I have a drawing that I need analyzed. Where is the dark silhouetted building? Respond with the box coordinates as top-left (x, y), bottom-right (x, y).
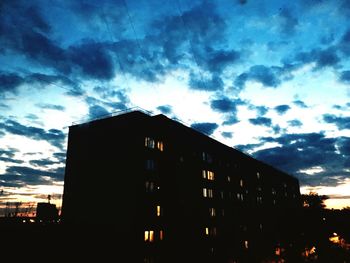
top-left (36, 202), bottom-right (59, 222)
top-left (62, 110), bottom-right (301, 262)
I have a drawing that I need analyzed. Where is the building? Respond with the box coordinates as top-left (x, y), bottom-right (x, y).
top-left (62, 109), bottom-right (301, 262)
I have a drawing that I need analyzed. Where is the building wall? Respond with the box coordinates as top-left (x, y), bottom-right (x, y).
top-left (62, 111), bottom-right (301, 262)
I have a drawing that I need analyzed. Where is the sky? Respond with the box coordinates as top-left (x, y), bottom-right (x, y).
top-left (0, 0), bottom-right (350, 212)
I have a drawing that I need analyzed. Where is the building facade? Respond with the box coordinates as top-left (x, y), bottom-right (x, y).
top-left (62, 110), bottom-right (301, 262)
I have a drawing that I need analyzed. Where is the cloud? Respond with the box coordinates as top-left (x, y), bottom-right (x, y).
top-left (0, 119), bottom-right (65, 150)
top-left (293, 100), bottom-right (308, 108)
top-left (35, 103), bottom-right (65, 111)
top-left (0, 157), bottom-right (24, 164)
top-left (274, 104), bottom-right (291, 115)
top-left (249, 117), bottom-right (272, 127)
top-left (278, 8), bottom-right (299, 35)
top-left (203, 49), bottom-right (240, 73)
top-left (188, 73), bottom-right (224, 91)
top-left (88, 105), bottom-right (110, 120)
top-left (157, 105), bottom-right (172, 115)
top-left (288, 119), bottom-right (303, 127)
top-left (221, 131), bottom-right (233, 138)
top-left (339, 70), bottom-right (350, 83)
top-left (53, 152), bottom-right (66, 163)
top-left (290, 47), bottom-right (340, 69)
top-left (234, 65), bottom-right (283, 89)
top-left (0, 165), bottom-right (64, 187)
top-left (191, 122), bottom-right (219, 135)
top-left (0, 72), bottom-right (25, 95)
top-left (0, 148), bottom-right (18, 158)
top-left (210, 96), bottom-right (241, 113)
top-left (323, 114), bottom-right (350, 130)
top-left (29, 158), bottom-right (59, 167)
top-left (250, 133), bottom-right (350, 186)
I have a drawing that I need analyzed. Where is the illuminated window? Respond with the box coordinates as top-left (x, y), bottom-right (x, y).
top-left (145, 137), bottom-right (155, 148)
top-left (203, 188), bottom-right (213, 198)
top-left (146, 159), bottom-right (155, 170)
top-left (227, 176), bottom-right (231, 182)
top-left (272, 188), bottom-right (276, 195)
top-left (205, 227), bottom-right (217, 237)
top-left (239, 179), bottom-right (244, 187)
top-left (144, 230), bottom-right (154, 242)
top-left (209, 208), bottom-right (216, 217)
top-left (202, 170), bottom-right (215, 180)
top-left (257, 172), bottom-right (261, 179)
top-left (244, 240), bottom-right (249, 249)
top-left (159, 230), bottom-right (164, 240)
top-left (157, 141), bottom-right (164, 151)
top-left (237, 193), bottom-right (244, 201)
top-left (273, 199), bottom-right (276, 205)
top-left (156, 205), bottom-right (161, 216)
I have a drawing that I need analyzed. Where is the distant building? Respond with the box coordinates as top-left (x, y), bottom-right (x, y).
top-left (36, 202), bottom-right (58, 222)
top-left (62, 110), bottom-right (301, 262)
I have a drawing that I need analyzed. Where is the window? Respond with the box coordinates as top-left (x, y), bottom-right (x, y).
top-left (209, 208), bottom-right (216, 217)
top-left (156, 205), bottom-right (161, 216)
top-left (227, 176), bottom-right (231, 182)
top-left (146, 159), bottom-right (155, 170)
top-left (145, 181), bottom-right (155, 192)
top-left (237, 193), bottom-right (244, 201)
top-left (203, 188), bottom-right (213, 198)
top-left (220, 191), bottom-right (224, 199)
top-left (205, 227), bottom-right (217, 237)
top-left (239, 179), bottom-right (244, 187)
top-left (272, 188), bottom-right (276, 195)
top-left (257, 172), bottom-right (261, 179)
top-left (159, 230), bottom-right (164, 240)
top-left (144, 230), bottom-right (154, 242)
top-left (145, 137), bottom-right (155, 148)
top-left (202, 152), bottom-right (212, 163)
top-left (257, 196), bottom-right (263, 204)
top-left (157, 141), bottom-right (164, 151)
top-left (244, 240), bottom-right (249, 249)
top-left (202, 170), bottom-right (215, 180)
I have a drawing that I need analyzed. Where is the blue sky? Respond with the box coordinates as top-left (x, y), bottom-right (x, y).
top-left (0, 0), bottom-right (350, 211)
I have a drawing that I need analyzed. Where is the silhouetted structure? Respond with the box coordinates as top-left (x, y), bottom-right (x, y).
top-left (36, 202), bottom-right (59, 222)
top-left (62, 110), bottom-right (301, 262)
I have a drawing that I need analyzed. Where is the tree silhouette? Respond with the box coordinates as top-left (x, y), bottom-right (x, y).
top-left (301, 192), bottom-right (328, 210)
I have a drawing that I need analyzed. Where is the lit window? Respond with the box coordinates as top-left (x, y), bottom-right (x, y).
top-left (156, 205), bottom-right (161, 216)
top-left (257, 172), bottom-right (261, 179)
top-left (240, 179), bottom-right (244, 187)
top-left (202, 170), bottom-right (215, 180)
top-left (144, 230), bottom-right (154, 242)
top-left (272, 188), bottom-right (276, 195)
top-left (244, 240), bottom-right (249, 249)
top-left (209, 208), bottom-right (216, 217)
top-left (257, 196), bottom-right (263, 204)
top-left (157, 141), bottom-right (164, 151)
top-left (145, 137), bottom-right (155, 148)
top-left (227, 176), bottom-right (231, 182)
top-left (203, 188), bottom-right (208, 197)
top-left (146, 159), bottom-right (155, 170)
top-left (205, 227), bottom-right (217, 237)
top-left (273, 199), bottom-right (276, 205)
top-left (203, 188), bottom-right (213, 198)
top-left (159, 230), bottom-right (164, 240)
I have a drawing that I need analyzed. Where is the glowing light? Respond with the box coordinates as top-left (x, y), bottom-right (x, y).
top-left (157, 205), bottom-right (161, 216)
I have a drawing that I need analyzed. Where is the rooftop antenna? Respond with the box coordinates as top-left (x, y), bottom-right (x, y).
top-left (47, 195), bottom-right (51, 204)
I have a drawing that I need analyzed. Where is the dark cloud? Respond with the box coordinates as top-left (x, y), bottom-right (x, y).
top-left (288, 119), bottom-right (303, 127)
top-left (290, 47), bottom-right (340, 69)
top-left (157, 105), bottom-right (173, 115)
top-left (88, 105), bottom-right (110, 120)
top-left (53, 152), bottom-right (66, 163)
top-left (234, 65), bottom-right (282, 89)
top-left (68, 41), bottom-right (115, 80)
top-left (0, 72), bottom-right (25, 95)
top-left (189, 73), bottom-right (224, 91)
top-left (221, 131), bottom-right (233, 138)
top-left (35, 103), bottom-right (65, 111)
top-left (191, 122), bottom-right (219, 135)
top-left (0, 165), bottom-right (64, 187)
top-left (278, 8), bottom-right (299, 35)
top-left (0, 148), bottom-right (18, 158)
top-left (323, 114), bottom-right (350, 130)
top-left (210, 96), bottom-right (242, 113)
top-left (339, 70), bottom-right (350, 83)
top-left (249, 117), bottom-right (272, 127)
top-left (25, 114), bottom-right (39, 120)
top-left (274, 104), bottom-right (291, 115)
top-left (251, 133), bottom-right (348, 186)
top-left (0, 119), bottom-right (65, 150)
top-left (204, 49), bottom-right (240, 73)
top-left (0, 157), bottom-right (23, 164)
top-left (293, 100), bottom-right (308, 108)
top-left (29, 158), bottom-right (58, 167)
